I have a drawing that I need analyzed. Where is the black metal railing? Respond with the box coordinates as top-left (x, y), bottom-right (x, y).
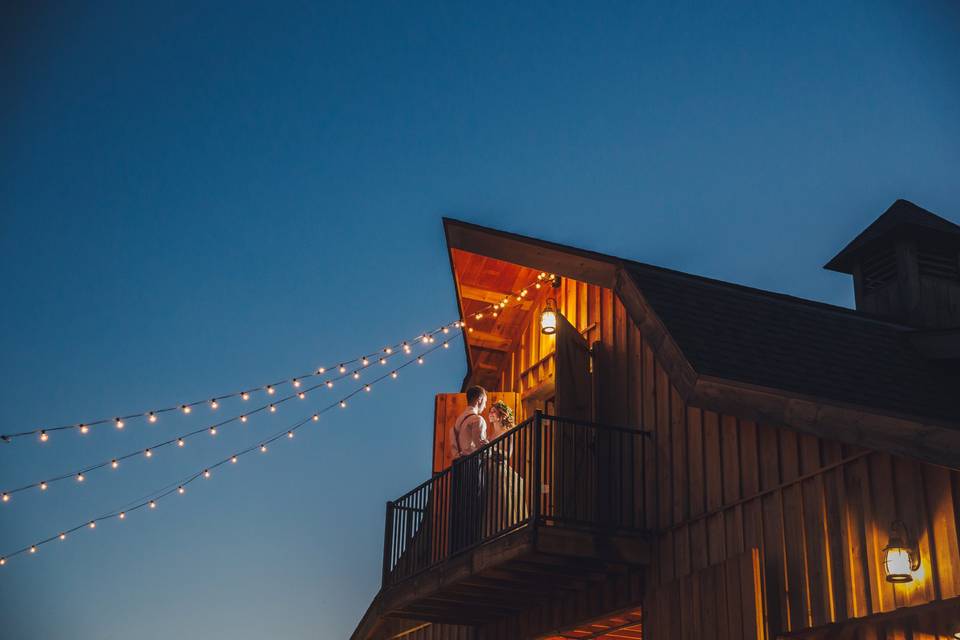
top-left (382, 412), bottom-right (650, 587)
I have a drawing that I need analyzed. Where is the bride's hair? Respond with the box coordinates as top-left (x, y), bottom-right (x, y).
top-left (490, 401), bottom-right (515, 430)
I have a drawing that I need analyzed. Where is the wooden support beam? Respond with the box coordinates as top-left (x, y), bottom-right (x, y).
top-left (467, 329), bottom-right (512, 351)
top-left (460, 284), bottom-right (534, 310)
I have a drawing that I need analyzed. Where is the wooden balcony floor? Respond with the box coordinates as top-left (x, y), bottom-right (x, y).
top-left (373, 523), bottom-right (650, 627)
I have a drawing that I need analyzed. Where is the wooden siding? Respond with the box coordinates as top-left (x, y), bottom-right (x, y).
top-left (475, 277), bottom-right (960, 638)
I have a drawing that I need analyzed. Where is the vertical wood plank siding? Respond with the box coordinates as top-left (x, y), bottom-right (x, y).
top-left (482, 279), bottom-right (960, 638)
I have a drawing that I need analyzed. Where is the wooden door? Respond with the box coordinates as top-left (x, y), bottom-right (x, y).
top-left (433, 392), bottom-right (522, 474)
top-left (644, 549), bottom-right (766, 640)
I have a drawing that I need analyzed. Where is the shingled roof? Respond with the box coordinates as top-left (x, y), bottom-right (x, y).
top-left (626, 260), bottom-right (960, 424)
top-left (824, 199), bottom-right (960, 273)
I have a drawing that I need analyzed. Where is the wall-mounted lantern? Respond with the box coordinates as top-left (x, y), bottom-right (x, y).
top-left (540, 298), bottom-right (558, 335)
top-left (540, 275), bottom-right (562, 336)
top-left (883, 520), bottom-right (920, 583)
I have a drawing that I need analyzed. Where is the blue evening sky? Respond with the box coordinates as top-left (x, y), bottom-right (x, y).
top-left (1, 2), bottom-right (958, 638)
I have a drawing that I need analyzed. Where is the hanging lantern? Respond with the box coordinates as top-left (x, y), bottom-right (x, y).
top-left (883, 520), bottom-right (920, 583)
top-left (540, 298), bottom-right (558, 335)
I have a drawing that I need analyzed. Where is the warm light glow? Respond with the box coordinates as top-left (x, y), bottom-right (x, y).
top-left (111, 459), bottom-right (119, 468)
top-left (540, 298), bottom-right (558, 335)
top-left (241, 392), bottom-right (250, 401)
top-left (442, 327), bottom-right (449, 334)
top-left (40, 482), bottom-right (47, 491)
top-left (178, 486), bottom-right (185, 494)
top-left (385, 347), bottom-right (393, 354)
top-left (144, 448), bottom-right (152, 458)
top-left (287, 431), bottom-right (294, 439)
top-left (231, 455), bottom-right (238, 463)
top-left (266, 386), bottom-right (275, 395)
top-left (260, 444), bottom-right (267, 452)
top-left (1, 558), bottom-right (6, 565)
top-left (59, 533), bottom-right (65, 540)
top-left (443, 342), bottom-right (449, 349)
top-left (203, 469), bottom-right (211, 478)
top-left (885, 547), bottom-right (914, 583)
top-left (88, 521), bottom-right (96, 529)
top-left (362, 358), bottom-right (369, 366)
top-left (340, 401), bottom-right (347, 408)
top-left (391, 371), bottom-right (398, 379)
top-left (2, 493), bottom-right (8, 503)
top-left (115, 418), bottom-right (124, 429)
top-left (317, 367), bottom-right (326, 374)
top-left (178, 438), bottom-right (185, 447)
top-left (240, 415), bottom-right (247, 423)
top-left (417, 357), bottom-right (424, 364)
top-left (353, 371), bottom-right (360, 379)
top-left (339, 364), bottom-right (346, 373)
top-left (379, 357), bottom-right (387, 365)
top-left (364, 385), bottom-right (371, 392)
top-left (39, 431), bottom-right (48, 442)
top-left (76, 474), bottom-right (84, 482)
top-left (119, 512), bottom-right (126, 519)
top-left (326, 381), bottom-right (333, 388)
top-left (312, 414), bottom-right (319, 422)
top-left (210, 399), bottom-right (218, 410)
top-left (269, 404), bottom-right (276, 413)
top-left (79, 424), bottom-right (89, 434)
top-left (29, 546), bottom-right (36, 554)
top-left (292, 378), bottom-right (301, 388)
top-left (209, 427), bottom-right (217, 436)
top-left (298, 392), bottom-right (306, 400)
top-left (148, 412), bottom-right (157, 423)
top-left (149, 500), bottom-right (156, 509)
top-left (182, 405), bottom-right (191, 414)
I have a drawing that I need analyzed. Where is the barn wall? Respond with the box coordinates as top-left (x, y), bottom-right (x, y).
top-left (485, 278), bottom-right (960, 638)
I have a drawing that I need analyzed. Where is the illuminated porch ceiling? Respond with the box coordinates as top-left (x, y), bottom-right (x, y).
top-left (543, 608), bottom-right (643, 639)
top-left (450, 248), bottom-right (550, 390)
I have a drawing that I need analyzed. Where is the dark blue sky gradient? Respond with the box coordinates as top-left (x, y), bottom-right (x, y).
top-left (1, 2), bottom-right (959, 638)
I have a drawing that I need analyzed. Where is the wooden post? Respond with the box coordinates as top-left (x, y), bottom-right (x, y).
top-left (532, 410), bottom-right (542, 532)
top-left (381, 501), bottom-right (394, 587)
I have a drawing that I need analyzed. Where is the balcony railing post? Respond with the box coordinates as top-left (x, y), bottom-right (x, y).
top-left (381, 500), bottom-right (394, 587)
top-left (531, 410), bottom-right (542, 529)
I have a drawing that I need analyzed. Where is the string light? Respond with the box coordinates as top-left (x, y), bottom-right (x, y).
top-left (144, 449), bottom-right (152, 458)
top-left (2, 493), bottom-right (9, 503)
top-left (312, 414), bottom-right (319, 422)
top-left (111, 459), bottom-right (119, 469)
top-left (1, 335), bottom-right (461, 566)
top-left (209, 427), bottom-right (217, 436)
top-left (76, 474), bottom-right (84, 482)
top-left (339, 401), bottom-right (347, 408)
top-left (352, 371), bottom-right (360, 380)
top-left (4, 274), bottom-right (533, 444)
top-left (178, 438), bottom-right (185, 447)
top-left (339, 364), bottom-right (346, 374)
top-left (391, 371), bottom-right (398, 379)
top-left (298, 392), bottom-right (306, 400)
top-left (364, 385), bottom-right (371, 392)
top-left (39, 431), bottom-right (48, 442)
top-left (326, 381), bottom-right (334, 388)
top-left (39, 482), bottom-right (47, 491)
top-left (379, 357), bottom-right (387, 365)
top-left (269, 404), bottom-right (277, 413)
top-left (59, 533), bottom-right (65, 540)
top-left (240, 415), bottom-right (247, 423)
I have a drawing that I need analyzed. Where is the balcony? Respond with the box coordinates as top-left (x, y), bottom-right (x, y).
top-left (374, 413), bottom-right (652, 627)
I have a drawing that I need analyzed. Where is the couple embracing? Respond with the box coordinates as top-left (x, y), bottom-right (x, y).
top-left (449, 386), bottom-right (528, 548)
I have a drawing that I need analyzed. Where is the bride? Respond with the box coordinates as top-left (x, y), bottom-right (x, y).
top-left (482, 401), bottom-right (529, 534)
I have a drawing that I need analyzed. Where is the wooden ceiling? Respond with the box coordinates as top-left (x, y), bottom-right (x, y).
top-left (543, 608), bottom-right (643, 639)
top-left (450, 248), bottom-right (550, 390)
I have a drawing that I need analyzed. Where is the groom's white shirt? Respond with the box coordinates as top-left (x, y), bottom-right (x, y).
top-left (451, 406), bottom-right (488, 459)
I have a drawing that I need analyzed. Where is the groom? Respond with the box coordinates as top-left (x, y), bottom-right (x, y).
top-left (449, 385), bottom-right (488, 551)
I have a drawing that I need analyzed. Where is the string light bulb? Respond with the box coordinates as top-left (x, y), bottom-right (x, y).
top-left (269, 404), bottom-right (276, 413)
top-left (119, 512), bottom-right (125, 520)
top-left (30, 546), bottom-right (36, 554)
top-left (39, 482), bottom-right (47, 491)
top-left (203, 469), bottom-right (211, 479)
top-left (231, 455), bottom-right (238, 463)
top-left (79, 424), bottom-right (89, 434)
top-left (340, 401), bottom-right (347, 408)
top-left (292, 379), bottom-right (301, 388)
top-left (338, 364), bottom-right (346, 374)
top-left (181, 405), bottom-right (191, 414)
top-left (391, 371), bottom-right (398, 379)
top-left (362, 358), bottom-right (369, 366)
top-left (364, 385), bottom-right (371, 392)
top-left (148, 412), bottom-right (157, 423)
top-left (287, 431), bottom-right (294, 439)
top-left (353, 371), bottom-right (360, 380)
top-left (240, 415), bottom-right (247, 423)
top-left (209, 427), bottom-right (217, 436)
top-left (178, 486), bottom-right (185, 494)
top-left (241, 392), bottom-right (250, 401)
top-left (115, 418), bottom-right (124, 429)
top-left (76, 473), bottom-right (84, 482)
top-left (88, 521), bottom-right (96, 529)
top-left (144, 448), bottom-right (152, 458)
top-left (385, 347), bottom-right (392, 354)
top-left (2, 493), bottom-right (9, 502)
top-left (417, 357), bottom-right (424, 364)
top-left (210, 399), bottom-right (218, 410)
top-left (149, 500), bottom-right (156, 509)
top-left (266, 386), bottom-right (275, 395)
top-left (59, 533), bottom-right (65, 540)
top-left (260, 444), bottom-right (267, 453)
top-left (298, 392), bottom-right (306, 400)
top-left (312, 414), bottom-right (319, 422)
top-left (1, 558), bottom-right (6, 565)
top-left (39, 430), bottom-right (48, 442)
top-left (326, 381), bottom-right (334, 389)
top-left (379, 357), bottom-right (387, 365)
top-left (316, 367), bottom-right (326, 374)
top-left (111, 459), bottom-right (119, 469)
top-left (178, 438), bottom-right (185, 447)
top-left (443, 342), bottom-right (449, 349)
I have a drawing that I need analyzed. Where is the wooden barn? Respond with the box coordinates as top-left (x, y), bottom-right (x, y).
top-left (352, 199), bottom-right (960, 640)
